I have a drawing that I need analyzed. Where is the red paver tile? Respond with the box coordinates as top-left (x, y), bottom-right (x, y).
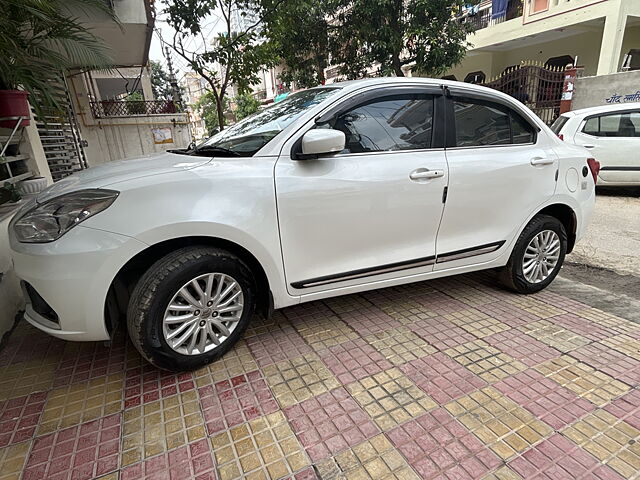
top-left (494, 369), bottom-right (595, 430)
top-left (199, 370), bottom-right (278, 435)
top-left (387, 407), bottom-right (501, 479)
top-left (0, 322), bottom-right (65, 367)
top-left (53, 342), bottom-right (126, 388)
top-left (604, 389), bottom-right (640, 431)
top-left (336, 305), bottom-right (402, 336)
top-left (317, 338), bottom-right (392, 385)
top-left (0, 391), bottom-right (47, 447)
top-left (399, 352), bottom-right (486, 404)
top-left (508, 433), bottom-right (625, 480)
top-left (284, 387), bottom-right (379, 462)
top-left (124, 366), bottom-right (195, 408)
top-left (484, 329), bottom-right (560, 367)
top-left (409, 317), bottom-right (476, 351)
top-left (475, 301), bottom-right (541, 328)
top-left (246, 325), bottom-right (312, 367)
top-left (283, 301), bottom-right (337, 322)
top-left (534, 291), bottom-right (589, 312)
top-left (551, 314), bottom-right (618, 341)
top-left (283, 467), bottom-right (319, 480)
top-left (120, 438), bottom-right (216, 480)
top-left (22, 413), bottom-right (121, 480)
top-left (413, 291), bottom-right (469, 316)
top-left (571, 342), bottom-right (640, 386)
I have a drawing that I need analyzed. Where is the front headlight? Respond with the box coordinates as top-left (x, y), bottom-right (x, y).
top-left (13, 189), bottom-right (119, 243)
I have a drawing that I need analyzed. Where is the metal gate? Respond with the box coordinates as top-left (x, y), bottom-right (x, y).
top-left (482, 62), bottom-right (565, 125)
top-left (34, 76), bottom-right (88, 182)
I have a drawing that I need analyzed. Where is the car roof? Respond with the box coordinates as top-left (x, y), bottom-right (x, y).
top-left (563, 102), bottom-right (640, 118)
top-left (315, 76), bottom-right (523, 106)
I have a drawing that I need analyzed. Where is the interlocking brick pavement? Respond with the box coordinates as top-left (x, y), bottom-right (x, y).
top-left (346, 368), bottom-right (437, 431)
top-left (284, 387), bottom-right (379, 462)
top-left (445, 387), bottom-right (553, 461)
top-left (210, 411), bottom-right (310, 480)
top-left (1, 272), bottom-right (639, 479)
top-left (315, 433), bottom-right (419, 479)
top-left (534, 356), bottom-right (631, 407)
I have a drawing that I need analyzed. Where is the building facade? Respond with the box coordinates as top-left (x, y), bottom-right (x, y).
top-left (447, 0), bottom-right (640, 82)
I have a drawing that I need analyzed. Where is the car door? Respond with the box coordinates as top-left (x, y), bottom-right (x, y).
top-left (275, 87), bottom-right (448, 294)
top-left (574, 110), bottom-right (640, 184)
top-left (434, 91), bottom-right (558, 270)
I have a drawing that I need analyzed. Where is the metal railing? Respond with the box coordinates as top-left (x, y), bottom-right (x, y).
top-left (89, 100), bottom-right (178, 118)
top-left (460, 0), bottom-right (523, 31)
top-left (482, 63), bottom-right (565, 125)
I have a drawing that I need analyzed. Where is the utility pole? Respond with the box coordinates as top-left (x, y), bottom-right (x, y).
top-left (165, 46), bottom-right (183, 106)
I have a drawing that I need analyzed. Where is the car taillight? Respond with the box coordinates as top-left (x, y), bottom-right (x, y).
top-left (558, 134), bottom-right (564, 141)
top-left (587, 158), bottom-right (600, 184)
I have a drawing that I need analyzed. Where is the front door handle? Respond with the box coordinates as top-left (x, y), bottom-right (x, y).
top-left (409, 168), bottom-right (444, 181)
top-left (530, 157), bottom-right (554, 166)
top-left (581, 144), bottom-right (595, 149)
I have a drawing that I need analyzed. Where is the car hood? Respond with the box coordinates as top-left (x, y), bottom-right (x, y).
top-left (37, 152), bottom-right (210, 202)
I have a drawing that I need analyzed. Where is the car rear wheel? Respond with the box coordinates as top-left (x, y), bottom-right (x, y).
top-left (499, 214), bottom-right (567, 294)
top-left (127, 246), bottom-right (255, 371)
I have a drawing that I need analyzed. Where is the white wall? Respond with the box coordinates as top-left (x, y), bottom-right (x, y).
top-left (81, 116), bottom-right (191, 167)
top-left (572, 70), bottom-right (640, 110)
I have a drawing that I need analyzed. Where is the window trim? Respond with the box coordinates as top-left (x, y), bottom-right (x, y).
top-left (443, 88), bottom-right (540, 149)
top-left (290, 85), bottom-right (445, 159)
top-left (580, 110), bottom-right (640, 138)
top-left (445, 89), bottom-right (542, 150)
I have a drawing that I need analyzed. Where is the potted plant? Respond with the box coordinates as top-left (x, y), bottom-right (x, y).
top-left (0, 0), bottom-right (117, 126)
top-left (0, 182), bottom-right (21, 205)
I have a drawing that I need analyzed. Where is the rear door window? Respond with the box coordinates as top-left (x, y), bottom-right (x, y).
top-left (582, 112), bottom-right (640, 137)
top-left (452, 97), bottom-right (536, 147)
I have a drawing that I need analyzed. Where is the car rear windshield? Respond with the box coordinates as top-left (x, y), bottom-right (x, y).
top-left (550, 115), bottom-right (569, 135)
top-left (190, 87), bottom-right (341, 157)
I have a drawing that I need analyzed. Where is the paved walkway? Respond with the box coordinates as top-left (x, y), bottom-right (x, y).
top-left (1, 272), bottom-right (639, 480)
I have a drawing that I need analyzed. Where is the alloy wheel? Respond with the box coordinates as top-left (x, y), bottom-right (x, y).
top-left (522, 230), bottom-right (561, 284)
top-left (162, 272), bottom-right (244, 355)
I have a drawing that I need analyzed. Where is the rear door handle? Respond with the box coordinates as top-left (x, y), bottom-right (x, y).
top-left (581, 144), bottom-right (595, 149)
top-left (409, 168), bottom-right (444, 181)
top-left (530, 157), bottom-right (554, 166)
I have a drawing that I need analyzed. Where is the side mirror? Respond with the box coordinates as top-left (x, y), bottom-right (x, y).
top-left (299, 129), bottom-right (345, 158)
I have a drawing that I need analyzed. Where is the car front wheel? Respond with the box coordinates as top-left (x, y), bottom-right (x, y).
top-left (127, 246), bottom-right (255, 371)
top-left (499, 214), bottom-right (567, 294)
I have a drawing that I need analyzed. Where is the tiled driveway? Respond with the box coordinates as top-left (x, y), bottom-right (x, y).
top-left (1, 272), bottom-right (639, 480)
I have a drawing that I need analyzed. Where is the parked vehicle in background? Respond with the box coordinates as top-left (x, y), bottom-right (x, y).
top-left (552, 103), bottom-right (640, 186)
top-left (9, 78), bottom-right (597, 371)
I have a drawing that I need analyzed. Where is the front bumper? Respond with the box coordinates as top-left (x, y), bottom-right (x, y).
top-left (9, 225), bottom-right (147, 341)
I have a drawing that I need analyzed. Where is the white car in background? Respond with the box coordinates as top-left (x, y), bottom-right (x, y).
top-left (9, 78), bottom-right (597, 371)
top-left (551, 103), bottom-right (640, 186)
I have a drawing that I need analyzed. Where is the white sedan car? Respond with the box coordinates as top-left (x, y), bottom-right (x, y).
top-left (551, 102), bottom-right (640, 186)
top-left (9, 78), bottom-right (596, 371)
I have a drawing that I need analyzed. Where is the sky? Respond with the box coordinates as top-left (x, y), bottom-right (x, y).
top-left (150, 1), bottom-right (225, 81)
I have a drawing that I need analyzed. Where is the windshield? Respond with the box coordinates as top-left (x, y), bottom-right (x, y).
top-left (550, 115), bottom-right (569, 135)
top-left (193, 87), bottom-right (341, 157)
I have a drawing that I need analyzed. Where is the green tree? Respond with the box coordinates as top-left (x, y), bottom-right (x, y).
top-left (260, 0), bottom-right (333, 87)
top-left (0, 0), bottom-right (115, 115)
top-left (163, 0), bottom-right (284, 129)
top-left (193, 91), bottom-right (228, 133)
top-left (149, 60), bottom-right (173, 100)
top-left (234, 92), bottom-right (260, 120)
top-left (333, 0), bottom-right (476, 79)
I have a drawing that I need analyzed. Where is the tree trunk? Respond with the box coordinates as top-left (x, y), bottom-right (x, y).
top-left (392, 53), bottom-right (404, 77)
top-left (215, 94), bottom-right (225, 130)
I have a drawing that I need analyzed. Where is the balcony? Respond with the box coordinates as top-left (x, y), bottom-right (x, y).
top-left (459, 0), bottom-right (523, 31)
top-left (89, 100), bottom-right (179, 118)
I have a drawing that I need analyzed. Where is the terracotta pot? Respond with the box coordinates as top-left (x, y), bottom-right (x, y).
top-left (0, 90), bottom-right (30, 127)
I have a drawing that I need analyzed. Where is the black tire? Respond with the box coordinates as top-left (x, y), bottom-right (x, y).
top-left (126, 246), bottom-right (256, 371)
top-left (499, 214), bottom-right (567, 294)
